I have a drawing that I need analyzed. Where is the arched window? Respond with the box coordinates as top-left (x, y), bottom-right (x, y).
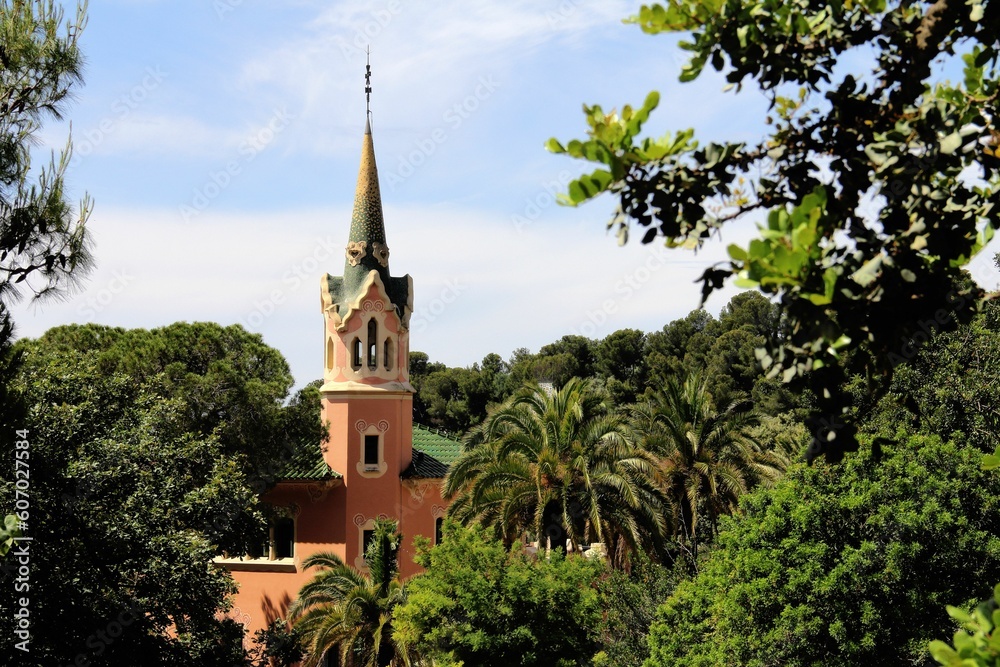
top-left (326, 337), bottom-right (334, 371)
top-left (367, 319), bottom-right (377, 369)
top-left (351, 337), bottom-right (362, 370)
top-left (383, 338), bottom-right (392, 371)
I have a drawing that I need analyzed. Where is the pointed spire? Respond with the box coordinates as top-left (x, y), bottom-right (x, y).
top-left (343, 54), bottom-right (390, 285)
top-left (323, 61), bottom-right (413, 333)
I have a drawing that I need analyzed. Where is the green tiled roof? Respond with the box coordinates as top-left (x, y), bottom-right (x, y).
top-left (279, 442), bottom-right (341, 481)
top-left (404, 424), bottom-right (463, 479)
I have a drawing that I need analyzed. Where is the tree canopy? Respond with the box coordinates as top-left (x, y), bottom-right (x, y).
top-left (0, 322), bottom-right (325, 664)
top-left (444, 378), bottom-right (669, 567)
top-left (393, 521), bottom-right (603, 667)
top-left (550, 0), bottom-right (1000, 460)
top-left (645, 434), bottom-right (1000, 667)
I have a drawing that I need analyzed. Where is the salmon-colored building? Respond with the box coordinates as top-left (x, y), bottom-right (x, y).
top-left (216, 116), bottom-right (461, 646)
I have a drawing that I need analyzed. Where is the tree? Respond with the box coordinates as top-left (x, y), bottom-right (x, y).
top-left (0, 0), bottom-right (93, 338)
top-left (392, 521), bottom-right (603, 667)
top-left (409, 351), bottom-right (511, 436)
top-left (704, 292), bottom-right (781, 400)
top-left (549, 0), bottom-right (1000, 461)
top-left (595, 328), bottom-right (648, 404)
top-left (630, 371), bottom-right (782, 564)
top-left (0, 323), bottom-right (325, 664)
top-left (645, 434), bottom-right (1000, 667)
top-left (0, 514), bottom-right (19, 558)
top-left (592, 551), bottom-right (682, 667)
top-left (861, 298), bottom-right (1000, 453)
top-left (644, 309), bottom-right (717, 390)
top-left (415, 366), bottom-right (477, 433)
top-left (477, 351), bottom-right (513, 404)
top-left (289, 519), bottom-right (411, 667)
top-left (510, 335), bottom-right (598, 388)
top-left (444, 378), bottom-right (669, 567)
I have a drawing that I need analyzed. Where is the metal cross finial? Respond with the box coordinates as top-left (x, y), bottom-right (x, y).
top-left (365, 46), bottom-right (372, 117)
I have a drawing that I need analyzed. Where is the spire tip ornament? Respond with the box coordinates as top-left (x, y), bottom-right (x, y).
top-left (365, 46), bottom-right (372, 123)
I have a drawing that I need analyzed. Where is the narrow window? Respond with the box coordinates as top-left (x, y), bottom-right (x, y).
top-left (362, 529), bottom-right (375, 560)
top-left (326, 337), bottom-right (334, 371)
top-left (435, 517), bottom-right (444, 545)
top-left (274, 518), bottom-right (294, 559)
top-left (352, 338), bottom-right (362, 370)
top-left (367, 319), bottom-right (377, 369)
top-left (248, 530), bottom-right (268, 560)
top-left (383, 338), bottom-right (392, 371)
top-left (364, 434), bottom-right (379, 465)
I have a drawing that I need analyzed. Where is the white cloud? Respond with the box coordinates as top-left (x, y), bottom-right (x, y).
top-left (75, 113), bottom-right (248, 159)
top-left (231, 1), bottom-right (640, 154)
top-left (10, 197), bottom-right (757, 388)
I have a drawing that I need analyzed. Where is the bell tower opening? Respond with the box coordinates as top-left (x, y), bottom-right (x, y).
top-left (351, 337), bottom-right (362, 370)
top-left (367, 319), bottom-right (377, 369)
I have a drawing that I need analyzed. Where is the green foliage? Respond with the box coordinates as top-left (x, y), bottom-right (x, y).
top-left (0, 322), bottom-right (324, 664)
top-left (645, 435), bottom-right (1000, 667)
top-left (630, 371), bottom-right (783, 565)
top-left (986, 447), bottom-right (1000, 471)
top-left (289, 519), bottom-right (411, 667)
top-left (0, 0), bottom-right (93, 325)
top-left (248, 619), bottom-right (305, 667)
top-left (592, 551), bottom-right (682, 667)
top-left (861, 298), bottom-right (1000, 453)
top-left (410, 351), bottom-right (512, 435)
top-left (643, 292), bottom-right (796, 412)
top-left (15, 322), bottom-right (322, 485)
top-left (929, 583), bottom-right (1000, 666)
top-left (444, 378), bottom-right (670, 567)
top-left (0, 514), bottom-right (19, 557)
top-left (551, 0), bottom-right (1000, 460)
top-left (393, 521), bottom-right (603, 667)
top-left (595, 328), bottom-right (648, 404)
top-left (533, 335), bottom-right (598, 386)
top-left (411, 292), bottom-right (798, 438)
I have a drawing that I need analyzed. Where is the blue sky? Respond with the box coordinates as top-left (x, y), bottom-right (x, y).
top-left (13, 1), bottom-right (1000, 390)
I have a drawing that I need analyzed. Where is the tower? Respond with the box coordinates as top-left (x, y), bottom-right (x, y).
top-left (319, 115), bottom-right (415, 568)
top-left (220, 68), bottom-right (459, 642)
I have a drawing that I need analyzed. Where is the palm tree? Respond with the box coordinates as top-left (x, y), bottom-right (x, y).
top-left (443, 378), bottom-right (670, 568)
top-left (288, 518), bottom-right (412, 667)
top-left (630, 371), bottom-right (783, 562)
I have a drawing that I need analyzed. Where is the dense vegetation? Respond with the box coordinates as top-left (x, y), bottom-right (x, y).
top-left (257, 293), bottom-right (996, 667)
top-left (0, 323), bottom-right (325, 664)
top-left (394, 521), bottom-right (604, 667)
top-left (4, 1), bottom-right (1000, 665)
top-left (647, 434), bottom-right (1000, 666)
top-left (410, 291), bottom-right (799, 439)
